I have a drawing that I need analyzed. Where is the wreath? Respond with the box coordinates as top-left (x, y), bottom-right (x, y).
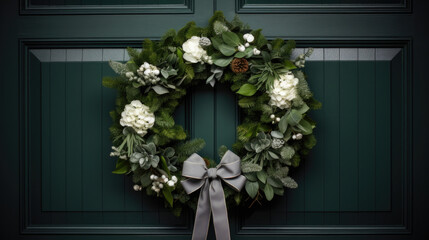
top-left (103, 12), bottom-right (321, 217)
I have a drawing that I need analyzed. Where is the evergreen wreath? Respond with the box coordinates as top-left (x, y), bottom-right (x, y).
top-left (103, 11), bottom-right (321, 216)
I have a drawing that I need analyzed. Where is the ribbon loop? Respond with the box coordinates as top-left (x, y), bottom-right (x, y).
top-left (181, 150), bottom-right (246, 240)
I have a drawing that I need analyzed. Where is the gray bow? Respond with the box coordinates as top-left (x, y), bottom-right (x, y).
top-left (181, 150), bottom-right (246, 240)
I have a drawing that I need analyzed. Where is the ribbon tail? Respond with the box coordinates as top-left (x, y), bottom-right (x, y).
top-left (192, 179), bottom-right (211, 240)
top-left (210, 179), bottom-right (231, 240)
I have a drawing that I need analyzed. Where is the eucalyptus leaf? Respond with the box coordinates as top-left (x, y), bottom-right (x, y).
top-left (237, 83), bottom-right (257, 96)
top-left (286, 109), bottom-right (302, 126)
top-left (211, 36), bottom-right (223, 50)
top-left (214, 56), bottom-right (234, 67)
top-left (297, 119), bottom-right (313, 135)
top-left (257, 170), bottom-right (268, 184)
top-left (245, 181), bottom-right (259, 198)
top-left (270, 131), bottom-right (284, 138)
top-left (267, 176), bottom-right (283, 188)
top-left (264, 184), bottom-right (274, 201)
top-left (222, 31), bottom-right (241, 47)
top-left (278, 114), bottom-right (288, 133)
top-left (152, 85), bottom-right (169, 95)
top-left (218, 44), bottom-right (236, 56)
top-left (245, 172), bottom-right (258, 181)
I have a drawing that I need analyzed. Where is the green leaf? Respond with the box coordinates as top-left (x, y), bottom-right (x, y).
top-left (211, 36), bottom-right (223, 50)
top-left (152, 85), bottom-right (169, 95)
top-left (162, 188), bottom-right (174, 207)
top-left (267, 177), bottom-right (283, 188)
top-left (270, 131), bottom-right (284, 138)
top-left (222, 31), bottom-right (241, 47)
top-left (264, 184), bottom-right (274, 201)
top-left (257, 170), bottom-right (268, 184)
top-left (286, 109), bottom-right (302, 126)
top-left (297, 119), bottom-right (313, 135)
top-left (160, 156), bottom-right (171, 178)
top-left (278, 114), bottom-right (288, 133)
top-left (112, 159), bottom-right (129, 174)
top-left (234, 47), bottom-right (253, 58)
top-left (245, 181), bottom-right (259, 198)
top-left (140, 172), bottom-right (152, 187)
top-left (296, 103), bottom-right (310, 114)
top-left (268, 151), bottom-right (279, 159)
top-left (237, 83), bottom-right (257, 96)
top-left (273, 187), bottom-right (284, 196)
top-left (285, 60), bottom-right (297, 70)
top-left (213, 56), bottom-right (234, 67)
top-left (261, 51), bottom-right (271, 62)
top-left (218, 44), bottom-right (236, 56)
top-left (245, 173), bottom-right (258, 181)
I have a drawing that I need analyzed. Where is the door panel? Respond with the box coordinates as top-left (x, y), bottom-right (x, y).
top-left (1, 0), bottom-right (427, 239)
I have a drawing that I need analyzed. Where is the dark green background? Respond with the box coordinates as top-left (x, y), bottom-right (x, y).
top-left (1, 0), bottom-right (428, 239)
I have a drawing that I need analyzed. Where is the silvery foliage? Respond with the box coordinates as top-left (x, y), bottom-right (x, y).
top-left (130, 143), bottom-right (160, 170)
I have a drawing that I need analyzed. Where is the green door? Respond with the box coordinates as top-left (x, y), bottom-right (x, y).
top-left (1, 1), bottom-right (428, 239)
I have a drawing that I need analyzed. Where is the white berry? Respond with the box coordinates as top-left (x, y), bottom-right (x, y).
top-left (245, 43), bottom-right (250, 47)
top-left (133, 185), bottom-right (140, 191)
top-left (253, 48), bottom-right (261, 55)
top-left (246, 34), bottom-right (255, 43)
top-left (172, 176), bottom-right (178, 183)
top-left (276, 117), bottom-right (281, 122)
top-left (270, 114), bottom-right (275, 119)
top-left (238, 45), bottom-right (245, 52)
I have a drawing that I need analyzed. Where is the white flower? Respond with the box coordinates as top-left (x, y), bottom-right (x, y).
top-left (246, 34), bottom-right (254, 43)
top-left (253, 48), bottom-right (261, 55)
top-left (182, 36), bottom-right (212, 64)
top-left (268, 72), bottom-right (300, 109)
top-left (135, 62), bottom-right (161, 85)
top-left (238, 45), bottom-right (245, 52)
top-left (119, 100), bottom-right (155, 137)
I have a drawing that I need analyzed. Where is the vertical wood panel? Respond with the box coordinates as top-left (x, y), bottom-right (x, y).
top-left (192, 85), bottom-right (215, 160)
top-left (41, 61), bottom-right (52, 212)
top-left (102, 61), bottom-right (125, 211)
top-left (65, 60), bottom-right (83, 211)
top-left (375, 59), bottom-right (391, 211)
top-left (357, 57), bottom-right (376, 212)
top-left (339, 49), bottom-right (359, 212)
top-left (50, 61), bottom-right (67, 212)
top-left (215, 83), bottom-right (237, 161)
top-left (81, 60), bottom-right (103, 212)
top-left (304, 61), bottom-right (325, 213)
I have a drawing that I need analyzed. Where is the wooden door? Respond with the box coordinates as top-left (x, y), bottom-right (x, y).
top-left (1, 0), bottom-right (428, 239)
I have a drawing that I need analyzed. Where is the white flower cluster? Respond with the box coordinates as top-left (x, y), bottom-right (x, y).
top-left (110, 146), bottom-right (127, 160)
top-left (150, 174), bottom-right (178, 193)
top-left (238, 33), bottom-right (261, 55)
top-left (124, 62), bottom-right (161, 86)
top-left (182, 36), bottom-right (213, 64)
top-left (268, 72), bottom-right (299, 109)
top-left (120, 100), bottom-right (155, 136)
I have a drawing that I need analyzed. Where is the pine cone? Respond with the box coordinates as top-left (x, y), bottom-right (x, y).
top-left (230, 58), bottom-right (249, 73)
